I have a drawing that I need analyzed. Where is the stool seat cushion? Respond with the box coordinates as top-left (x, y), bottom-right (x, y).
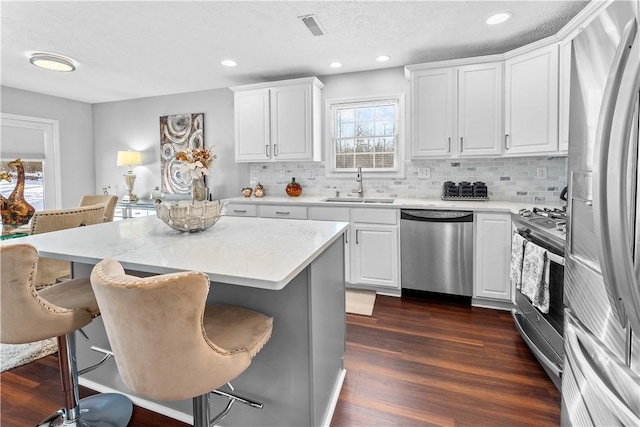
top-left (39, 278), bottom-right (100, 317)
top-left (203, 304), bottom-right (273, 359)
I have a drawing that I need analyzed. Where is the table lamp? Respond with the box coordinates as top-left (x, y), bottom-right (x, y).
top-left (117, 150), bottom-right (142, 203)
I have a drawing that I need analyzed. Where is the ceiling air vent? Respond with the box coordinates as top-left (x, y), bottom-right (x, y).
top-left (299, 14), bottom-right (325, 37)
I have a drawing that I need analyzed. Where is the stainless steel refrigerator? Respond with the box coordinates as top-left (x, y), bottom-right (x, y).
top-left (564, 0), bottom-right (640, 425)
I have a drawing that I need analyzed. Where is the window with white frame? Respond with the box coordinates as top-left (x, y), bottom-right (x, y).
top-left (327, 95), bottom-right (403, 175)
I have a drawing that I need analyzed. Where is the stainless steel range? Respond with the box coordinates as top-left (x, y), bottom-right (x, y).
top-left (511, 206), bottom-right (566, 390)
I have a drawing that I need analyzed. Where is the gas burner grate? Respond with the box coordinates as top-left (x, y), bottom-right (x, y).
top-left (529, 217), bottom-right (558, 229)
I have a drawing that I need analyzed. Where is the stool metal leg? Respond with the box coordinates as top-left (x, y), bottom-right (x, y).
top-left (37, 332), bottom-right (133, 427)
top-left (193, 393), bottom-right (211, 427)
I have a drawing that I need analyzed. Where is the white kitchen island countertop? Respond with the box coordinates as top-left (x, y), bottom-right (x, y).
top-left (1, 215), bottom-right (348, 290)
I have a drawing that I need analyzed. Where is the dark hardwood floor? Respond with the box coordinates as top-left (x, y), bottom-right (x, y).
top-left (1, 295), bottom-right (560, 426)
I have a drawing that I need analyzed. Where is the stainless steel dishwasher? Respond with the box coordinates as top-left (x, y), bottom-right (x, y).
top-left (400, 210), bottom-right (474, 296)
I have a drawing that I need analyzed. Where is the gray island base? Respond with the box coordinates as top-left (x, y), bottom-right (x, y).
top-left (3, 216), bottom-right (348, 426)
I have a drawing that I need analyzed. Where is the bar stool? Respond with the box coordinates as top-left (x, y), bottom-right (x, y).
top-left (90, 258), bottom-right (273, 427)
top-left (0, 243), bottom-right (133, 426)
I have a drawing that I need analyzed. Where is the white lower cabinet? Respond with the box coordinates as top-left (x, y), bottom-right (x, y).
top-left (473, 212), bottom-right (512, 303)
top-left (353, 224), bottom-right (399, 288)
top-left (309, 206), bottom-right (400, 290)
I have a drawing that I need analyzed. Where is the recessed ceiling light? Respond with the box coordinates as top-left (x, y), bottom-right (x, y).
top-left (221, 59), bottom-right (237, 67)
top-left (330, 62), bottom-right (342, 68)
top-left (376, 55), bottom-right (390, 62)
top-left (486, 12), bottom-right (512, 25)
top-left (29, 52), bottom-right (76, 72)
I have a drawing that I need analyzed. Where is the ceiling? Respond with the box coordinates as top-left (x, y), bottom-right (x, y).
top-left (1, 1), bottom-right (590, 105)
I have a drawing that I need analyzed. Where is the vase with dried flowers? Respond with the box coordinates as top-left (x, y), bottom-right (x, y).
top-left (175, 148), bottom-right (216, 202)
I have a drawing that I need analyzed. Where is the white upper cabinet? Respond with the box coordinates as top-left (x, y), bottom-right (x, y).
top-left (504, 44), bottom-right (560, 156)
top-left (410, 67), bottom-right (455, 157)
top-left (457, 63), bottom-right (504, 157)
top-left (558, 38), bottom-right (572, 153)
top-left (232, 77), bottom-right (323, 163)
top-left (408, 60), bottom-right (503, 158)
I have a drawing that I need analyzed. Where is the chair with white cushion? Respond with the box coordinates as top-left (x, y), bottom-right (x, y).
top-left (90, 258), bottom-right (273, 427)
top-left (0, 243), bottom-right (132, 427)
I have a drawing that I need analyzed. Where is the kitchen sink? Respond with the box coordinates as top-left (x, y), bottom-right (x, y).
top-left (321, 197), bottom-right (395, 204)
top-left (362, 198), bottom-right (395, 204)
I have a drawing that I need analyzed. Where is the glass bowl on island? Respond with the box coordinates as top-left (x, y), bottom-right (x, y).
top-left (154, 199), bottom-right (222, 232)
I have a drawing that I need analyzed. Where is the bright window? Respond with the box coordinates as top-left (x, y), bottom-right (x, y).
top-left (327, 95), bottom-right (404, 175)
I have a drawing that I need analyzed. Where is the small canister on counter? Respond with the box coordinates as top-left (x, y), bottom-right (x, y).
top-left (473, 181), bottom-right (488, 197)
top-left (458, 181), bottom-right (473, 197)
top-left (442, 181), bottom-right (458, 197)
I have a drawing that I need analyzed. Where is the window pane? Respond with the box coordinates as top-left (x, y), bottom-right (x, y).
top-left (0, 160), bottom-right (45, 211)
top-left (375, 153), bottom-right (395, 168)
top-left (375, 105), bottom-right (396, 122)
top-left (336, 139), bottom-right (356, 154)
top-left (339, 122), bottom-right (355, 138)
top-left (337, 108), bottom-right (356, 123)
top-left (356, 122), bottom-right (374, 137)
top-left (356, 107), bottom-right (374, 122)
top-left (375, 121), bottom-right (394, 136)
top-left (355, 154), bottom-right (374, 168)
top-left (335, 154), bottom-right (354, 169)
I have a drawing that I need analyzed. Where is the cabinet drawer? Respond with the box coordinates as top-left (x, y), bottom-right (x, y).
top-left (352, 208), bottom-right (397, 225)
top-left (259, 205), bottom-right (307, 220)
top-left (225, 203), bottom-right (257, 217)
top-left (131, 209), bottom-right (150, 217)
top-left (114, 208), bottom-right (124, 218)
top-left (308, 206), bottom-right (350, 222)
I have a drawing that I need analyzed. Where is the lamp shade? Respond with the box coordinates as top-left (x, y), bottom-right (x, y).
top-left (116, 150), bottom-right (142, 167)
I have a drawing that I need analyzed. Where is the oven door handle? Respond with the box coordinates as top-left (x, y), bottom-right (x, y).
top-left (511, 310), bottom-right (562, 378)
top-left (515, 227), bottom-right (565, 266)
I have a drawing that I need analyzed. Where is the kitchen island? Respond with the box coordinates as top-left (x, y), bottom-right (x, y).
top-left (2, 215), bottom-right (348, 426)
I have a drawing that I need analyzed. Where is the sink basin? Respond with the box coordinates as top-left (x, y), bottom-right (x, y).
top-left (321, 197), bottom-right (395, 204)
top-left (322, 198), bottom-right (364, 203)
top-left (362, 198), bottom-right (395, 204)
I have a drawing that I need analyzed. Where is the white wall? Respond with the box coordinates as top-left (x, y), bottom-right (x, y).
top-left (92, 88), bottom-right (248, 201)
top-left (1, 86), bottom-right (95, 208)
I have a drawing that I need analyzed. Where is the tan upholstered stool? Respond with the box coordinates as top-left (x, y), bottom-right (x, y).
top-left (90, 258), bottom-right (273, 427)
top-left (0, 243), bottom-right (132, 426)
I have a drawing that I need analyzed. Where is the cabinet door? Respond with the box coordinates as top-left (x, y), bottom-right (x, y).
top-left (270, 83), bottom-right (314, 160)
top-left (457, 62), bottom-right (504, 156)
top-left (309, 206), bottom-right (351, 282)
top-left (353, 224), bottom-right (399, 289)
top-left (505, 44), bottom-right (559, 155)
top-left (224, 203), bottom-right (257, 217)
top-left (474, 213), bottom-right (512, 301)
top-left (558, 39), bottom-right (571, 153)
top-left (411, 68), bottom-right (455, 157)
top-left (234, 89), bottom-right (271, 162)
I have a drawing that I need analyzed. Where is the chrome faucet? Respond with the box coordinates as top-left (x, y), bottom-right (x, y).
top-left (354, 165), bottom-right (363, 198)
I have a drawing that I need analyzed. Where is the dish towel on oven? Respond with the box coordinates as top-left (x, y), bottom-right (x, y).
top-left (510, 233), bottom-right (527, 290)
top-left (521, 241), bottom-right (550, 314)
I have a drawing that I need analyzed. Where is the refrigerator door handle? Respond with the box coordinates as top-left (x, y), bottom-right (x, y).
top-left (565, 312), bottom-right (640, 425)
top-left (592, 18), bottom-right (639, 329)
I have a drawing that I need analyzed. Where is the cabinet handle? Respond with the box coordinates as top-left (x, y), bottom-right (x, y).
top-left (233, 209), bottom-right (247, 213)
top-left (460, 137), bottom-right (464, 151)
top-left (275, 211), bottom-right (290, 215)
top-left (266, 144), bottom-right (270, 157)
top-left (345, 231), bottom-right (348, 244)
top-left (356, 229), bottom-right (359, 244)
top-left (448, 137), bottom-right (451, 153)
top-left (505, 134), bottom-right (510, 150)
top-left (274, 144), bottom-right (278, 157)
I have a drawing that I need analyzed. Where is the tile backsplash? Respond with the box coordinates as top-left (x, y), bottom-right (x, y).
top-left (248, 156), bottom-right (567, 204)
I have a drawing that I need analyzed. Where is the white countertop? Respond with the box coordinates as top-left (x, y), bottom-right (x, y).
top-left (2, 216), bottom-right (348, 290)
top-left (223, 195), bottom-right (564, 213)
